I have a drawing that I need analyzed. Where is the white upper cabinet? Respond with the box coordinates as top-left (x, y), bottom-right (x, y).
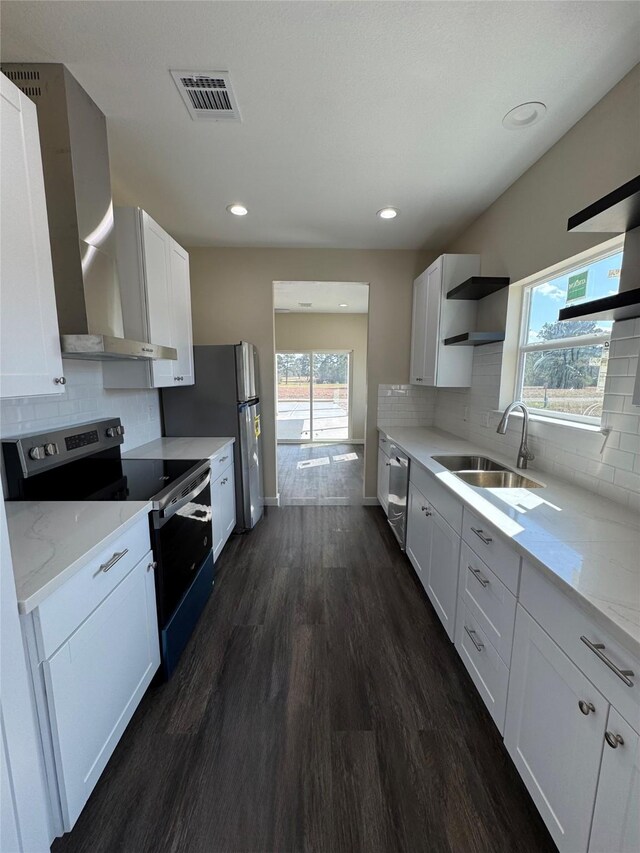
top-left (0, 74), bottom-right (65, 398)
top-left (410, 254), bottom-right (480, 388)
top-left (102, 208), bottom-right (194, 389)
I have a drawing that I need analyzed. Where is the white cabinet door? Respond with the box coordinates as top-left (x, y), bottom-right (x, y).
top-left (405, 482), bottom-right (431, 588)
top-left (141, 212), bottom-right (175, 388)
top-left (43, 554), bottom-right (160, 830)
top-left (213, 464), bottom-right (236, 561)
top-left (425, 507), bottom-right (460, 640)
top-left (589, 708), bottom-right (640, 853)
top-left (410, 271), bottom-right (428, 384)
top-left (421, 258), bottom-right (442, 387)
top-left (0, 75), bottom-right (64, 398)
top-left (168, 239), bottom-right (194, 386)
top-left (377, 446), bottom-right (390, 514)
top-left (505, 606), bottom-right (606, 853)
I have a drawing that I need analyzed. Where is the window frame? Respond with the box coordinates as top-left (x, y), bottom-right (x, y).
top-left (514, 242), bottom-right (624, 426)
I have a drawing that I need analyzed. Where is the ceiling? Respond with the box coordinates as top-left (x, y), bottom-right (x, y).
top-left (2, 2), bottom-right (639, 250)
top-left (274, 282), bottom-right (369, 313)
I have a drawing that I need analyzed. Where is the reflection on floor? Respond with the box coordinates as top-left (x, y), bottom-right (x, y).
top-left (278, 442), bottom-right (364, 505)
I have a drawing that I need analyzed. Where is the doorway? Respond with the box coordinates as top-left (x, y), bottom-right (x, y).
top-left (273, 281), bottom-right (369, 505)
top-left (276, 350), bottom-right (351, 442)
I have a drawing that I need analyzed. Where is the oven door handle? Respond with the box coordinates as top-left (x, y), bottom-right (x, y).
top-left (156, 471), bottom-right (211, 525)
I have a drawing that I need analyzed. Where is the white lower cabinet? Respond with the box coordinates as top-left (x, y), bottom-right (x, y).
top-left (212, 460), bottom-right (236, 561)
top-left (377, 440), bottom-right (391, 515)
top-left (406, 481), bottom-right (431, 584)
top-left (589, 708), bottom-right (640, 853)
top-left (43, 553), bottom-right (159, 829)
top-left (405, 479), bottom-right (460, 641)
top-left (425, 508), bottom-right (460, 641)
top-left (505, 605), bottom-right (607, 853)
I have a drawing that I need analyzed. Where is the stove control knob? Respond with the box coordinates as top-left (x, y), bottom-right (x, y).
top-left (116, 425), bottom-right (125, 436)
top-left (28, 446), bottom-right (45, 461)
top-left (44, 442), bottom-right (59, 456)
top-left (106, 427), bottom-right (118, 438)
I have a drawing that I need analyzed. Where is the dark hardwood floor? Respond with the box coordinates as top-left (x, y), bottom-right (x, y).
top-left (277, 443), bottom-right (364, 504)
top-left (53, 506), bottom-right (555, 853)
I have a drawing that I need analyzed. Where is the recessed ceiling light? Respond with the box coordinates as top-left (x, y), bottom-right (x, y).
top-left (227, 203), bottom-right (248, 216)
top-left (377, 207), bottom-right (399, 220)
top-left (502, 102), bottom-right (547, 130)
top-left (339, 303), bottom-right (348, 307)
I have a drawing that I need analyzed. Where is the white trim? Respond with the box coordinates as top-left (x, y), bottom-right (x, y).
top-left (513, 241), bottom-right (624, 426)
top-left (264, 495), bottom-right (280, 507)
top-left (499, 409), bottom-right (603, 433)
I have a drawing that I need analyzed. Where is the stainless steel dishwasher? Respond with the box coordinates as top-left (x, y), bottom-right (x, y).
top-left (387, 444), bottom-right (410, 549)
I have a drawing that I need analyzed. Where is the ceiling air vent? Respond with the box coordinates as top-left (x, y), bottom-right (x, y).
top-left (170, 70), bottom-right (241, 121)
top-left (2, 68), bottom-right (42, 98)
top-left (298, 302), bottom-right (313, 308)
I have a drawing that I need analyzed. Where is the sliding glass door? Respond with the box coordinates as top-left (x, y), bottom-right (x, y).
top-left (277, 351), bottom-right (350, 442)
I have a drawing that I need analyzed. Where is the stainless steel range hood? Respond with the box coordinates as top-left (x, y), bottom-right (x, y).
top-left (1, 63), bottom-right (176, 361)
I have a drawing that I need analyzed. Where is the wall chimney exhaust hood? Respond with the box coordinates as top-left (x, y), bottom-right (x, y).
top-left (1, 64), bottom-right (176, 361)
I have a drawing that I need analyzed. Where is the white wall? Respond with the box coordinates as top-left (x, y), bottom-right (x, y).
top-left (434, 318), bottom-right (640, 511)
top-left (275, 311), bottom-right (368, 441)
top-left (0, 361), bottom-right (162, 451)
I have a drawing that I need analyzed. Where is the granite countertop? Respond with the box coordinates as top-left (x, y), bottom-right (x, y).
top-left (379, 426), bottom-right (640, 656)
top-left (5, 500), bottom-right (152, 614)
top-left (123, 436), bottom-right (235, 461)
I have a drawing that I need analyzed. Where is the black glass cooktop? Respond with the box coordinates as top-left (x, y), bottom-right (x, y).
top-left (12, 454), bottom-right (204, 502)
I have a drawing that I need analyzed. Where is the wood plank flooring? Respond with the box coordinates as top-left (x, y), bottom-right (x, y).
top-left (53, 506), bottom-right (555, 853)
top-left (277, 443), bottom-right (364, 504)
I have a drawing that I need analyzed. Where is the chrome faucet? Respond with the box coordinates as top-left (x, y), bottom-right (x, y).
top-left (496, 401), bottom-right (535, 469)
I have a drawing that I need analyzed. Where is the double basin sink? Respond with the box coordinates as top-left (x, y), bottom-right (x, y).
top-left (431, 455), bottom-right (544, 489)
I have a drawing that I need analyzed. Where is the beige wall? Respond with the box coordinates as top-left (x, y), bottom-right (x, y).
top-left (188, 248), bottom-right (431, 499)
top-left (445, 64), bottom-right (640, 330)
top-left (274, 312), bottom-right (368, 441)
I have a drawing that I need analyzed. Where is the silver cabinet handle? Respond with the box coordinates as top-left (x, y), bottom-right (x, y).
top-left (54, 376), bottom-right (66, 385)
top-left (147, 560), bottom-right (157, 572)
top-left (96, 548), bottom-right (129, 575)
top-left (416, 378), bottom-right (423, 382)
top-left (578, 699), bottom-right (595, 715)
top-left (219, 455), bottom-right (229, 462)
top-left (605, 731), bottom-right (624, 749)
top-left (464, 626), bottom-right (484, 652)
top-left (421, 506), bottom-right (432, 516)
top-left (580, 636), bottom-right (635, 687)
top-left (468, 565), bottom-right (490, 587)
top-left (221, 478), bottom-right (228, 485)
top-left (385, 461), bottom-right (391, 467)
top-left (471, 527), bottom-right (492, 545)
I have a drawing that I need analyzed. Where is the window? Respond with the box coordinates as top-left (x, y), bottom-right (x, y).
top-left (516, 247), bottom-right (624, 424)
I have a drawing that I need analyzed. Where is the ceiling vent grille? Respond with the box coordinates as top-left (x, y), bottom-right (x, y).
top-left (2, 68), bottom-right (42, 98)
top-left (170, 70), bottom-right (240, 121)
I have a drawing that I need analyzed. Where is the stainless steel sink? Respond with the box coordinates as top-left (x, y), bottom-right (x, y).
top-left (454, 470), bottom-right (545, 489)
top-left (432, 455), bottom-right (509, 472)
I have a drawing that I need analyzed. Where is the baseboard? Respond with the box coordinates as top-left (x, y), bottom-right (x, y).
top-left (264, 495), bottom-right (280, 507)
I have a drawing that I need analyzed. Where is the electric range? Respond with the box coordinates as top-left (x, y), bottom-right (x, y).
top-left (2, 418), bottom-right (214, 679)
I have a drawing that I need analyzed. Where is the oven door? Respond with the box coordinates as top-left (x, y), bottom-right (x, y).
top-left (151, 474), bottom-right (213, 626)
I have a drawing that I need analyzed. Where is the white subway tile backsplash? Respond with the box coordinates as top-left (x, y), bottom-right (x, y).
top-left (0, 361), bottom-right (162, 452)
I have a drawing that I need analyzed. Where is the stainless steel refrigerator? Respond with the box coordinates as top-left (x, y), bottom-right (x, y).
top-left (161, 343), bottom-right (264, 531)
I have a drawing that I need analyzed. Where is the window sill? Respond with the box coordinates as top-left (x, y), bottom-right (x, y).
top-left (492, 410), bottom-right (602, 433)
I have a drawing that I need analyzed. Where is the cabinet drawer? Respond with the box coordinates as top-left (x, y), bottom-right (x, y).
top-left (520, 560), bottom-right (640, 727)
top-left (378, 434), bottom-right (390, 456)
top-left (34, 515), bottom-right (151, 661)
top-left (459, 541), bottom-right (517, 665)
top-left (455, 600), bottom-right (510, 732)
top-left (410, 464), bottom-right (462, 533)
top-left (462, 508), bottom-right (520, 593)
top-left (211, 445), bottom-right (234, 474)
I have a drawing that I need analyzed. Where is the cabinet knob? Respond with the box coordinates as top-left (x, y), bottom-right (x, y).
top-left (604, 731), bottom-right (624, 749)
top-left (147, 561), bottom-right (158, 572)
top-left (54, 376), bottom-right (66, 385)
top-left (578, 699), bottom-right (595, 716)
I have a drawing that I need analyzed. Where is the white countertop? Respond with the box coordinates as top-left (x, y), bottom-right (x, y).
top-left (123, 436), bottom-right (235, 461)
top-left (5, 500), bottom-right (152, 614)
top-left (379, 426), bottom-right (640, 656)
